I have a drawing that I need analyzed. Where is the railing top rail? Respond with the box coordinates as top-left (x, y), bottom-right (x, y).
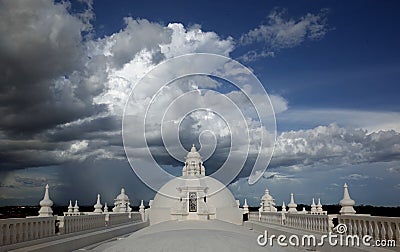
top-left (0, 216), bottom-right (56, 224)
top-left (338, 215), bottom-right (400, 221)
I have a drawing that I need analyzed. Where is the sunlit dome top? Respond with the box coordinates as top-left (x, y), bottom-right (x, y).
top-left (186, 144), bottom-right (201, 159)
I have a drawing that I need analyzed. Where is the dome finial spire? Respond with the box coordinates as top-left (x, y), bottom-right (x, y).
top-left (38, 184), bottom-right (53, 217)
top-left (339, 183), bottom-right (356, 215)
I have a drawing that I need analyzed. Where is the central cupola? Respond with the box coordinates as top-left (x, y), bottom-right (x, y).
top-left (182, 144), bottom-right (205, 176)
top-left (146, 144), bottom-right (243, 225)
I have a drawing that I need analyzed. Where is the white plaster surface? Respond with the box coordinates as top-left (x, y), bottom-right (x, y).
top-left (91, 220), bottom-right (290, 252)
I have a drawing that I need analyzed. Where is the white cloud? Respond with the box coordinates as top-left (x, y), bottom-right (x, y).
top-left (340, 174), bottom-right (369, 181)
top-left (239, 9), bottom-right (328, 61)
top-left (160, 23), bottom-right (234, 58)
top-left (272, 123), bottom-right (400, 168)
top-left (238, 50), bottom-right (275, 62)
top-left (278, 108), bottom-right (400, 133)
top-left (388, 167), bottom-right (400, 173)
top-left (108, 18), bottom-right (172, 67)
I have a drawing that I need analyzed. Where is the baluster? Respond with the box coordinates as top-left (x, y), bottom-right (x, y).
top-left (363, 221), bottom-right (368, 236)
top-left (348, 220), bottom-right (353, 235)
top-left (368, 221), bottom-right (374, 239)
top-left (387, 222), bottom-right (394, 240)
top-left (381, 222), bottom-right (387, 240)
top-left (10, 224), bottom-right (15, 244)
top-left (5, 224), bottom-right (10, 245)
top-left (39, 221), bottom-right (43, 238)
top-left (0, 224), bottom-right (4, 246)
top-left (318, 218), bottom-right (322, 232)
top-left (358, 220), bottom-right (363, 236)
top-left (375, 222), bottom-right (380, 240)
top-left (15, 223), bottom-right (19, 243)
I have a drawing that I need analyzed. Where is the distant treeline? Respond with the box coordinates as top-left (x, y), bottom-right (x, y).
top-left (249, 204), bottom-right (400, 217)
top-left (0, 205), bottom-right (141, 219)
top-left (0, 205), bottom-right (399, 219)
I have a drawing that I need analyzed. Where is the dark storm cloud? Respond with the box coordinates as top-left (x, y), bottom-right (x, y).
top-left (46, 116), bottom-right (120, 142)
top-left (0, 0), bottom-right (105, 136)
top-left (0, 0), bottom-right (115, 171)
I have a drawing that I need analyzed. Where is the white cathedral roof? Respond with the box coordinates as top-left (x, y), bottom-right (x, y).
top-left (99, 220), bottom-right (281, 252)
top-left (151, 176), bottom-right (238, 209)
top-left (147, 144), bottom-right (242, 225)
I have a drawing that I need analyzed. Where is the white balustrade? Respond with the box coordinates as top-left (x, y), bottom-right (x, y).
top-left (0, 217), bottom-right (56, 246)
top-left (259, 212), bottom-right (284, 225)
top-left (57, 214), bottom-right (106, 234)
top-left (248, 212), bottom-right (260, 221)
top-left (338, 215), bottom-right (400, 242)
top-left (129, 212), bottom-right (143, 222)
top-left (107, 212), bottom-right (132, 226)
top-left (285, 213), bottom-right (330, 233)
top-left (248, 211), bottom-right (331, 233)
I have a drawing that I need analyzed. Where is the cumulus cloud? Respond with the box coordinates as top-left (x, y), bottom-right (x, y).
top-left (0, 0), bottom-right (243, 174)
top-left (272, 123), bottom-right (400, 168)
top-left (277, 109), bottom-right (400, 133)
top-left (239, 8), bottom-right (328, 61)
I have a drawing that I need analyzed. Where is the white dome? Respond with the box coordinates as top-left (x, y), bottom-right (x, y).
top-left (152, 176), bottom-right (237, 208)
top-left (148, 176), bottom-right (242, 225)
top-left (116, 188), bottom-right (129, 201)
top-left (147, 145), bottom-right (242, 225)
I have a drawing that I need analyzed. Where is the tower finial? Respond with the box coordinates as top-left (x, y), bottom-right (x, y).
top-left (287, 193), bottom-right (297, 213)
top-left (311, 198), bottom-right (317, 213)
top-left (68, 200), bottom-right (73, 213)
top-left (74, 200), bottom-right (80, 214)
top-left (281, 201), bottom-right (287, 212)
top-left (340, 183), bottom-right (356, 215)
top-left (94, 193), bottom-right (103, 213)
top-left (243, 198), bottom-right (249, 214)
top-left (317, 198), bottom-right (323, 213)
top-left (38, 184), bottom-right (53, 217)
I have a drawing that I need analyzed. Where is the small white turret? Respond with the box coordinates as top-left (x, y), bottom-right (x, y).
top-left (317, 198), bottom-right (323, 213)
top-left (260, 189), bottom-right (277, 212)
top-left (243, 199), bottom-right (249, 214)
top-left (311, 198), bottom-right (317, 213)
top-left (113, 188), bottom-right (131, 212)
top-left (339, 183), bottom-right (356, 215)
top-left (67, 200), bottom-right (73, 213)
top-left (302, 207), bottom-right (307, 214)
top-left (104, 202), bottom-right (109, 213)
top-left (94, 194), bottom-right (103, 213)
top-left (38, 184), bottom-right (53, 217)
top-left (139, 200), bottom-right (145, 221)
top-left (281, 201), bottom-right (287, 213)
top-left (73, 200), bottom-right (80, 214)
top-left (287, 193), bottom-right (297, 213)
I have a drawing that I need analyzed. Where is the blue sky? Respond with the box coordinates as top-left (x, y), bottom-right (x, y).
top-left (90, 0), bottom-right (400, 112)
top-left (0, 0), bottom-right (399, 207)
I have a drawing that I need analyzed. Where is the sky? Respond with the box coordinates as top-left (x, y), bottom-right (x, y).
top-left (0, 0), bottom-right (400, 207)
